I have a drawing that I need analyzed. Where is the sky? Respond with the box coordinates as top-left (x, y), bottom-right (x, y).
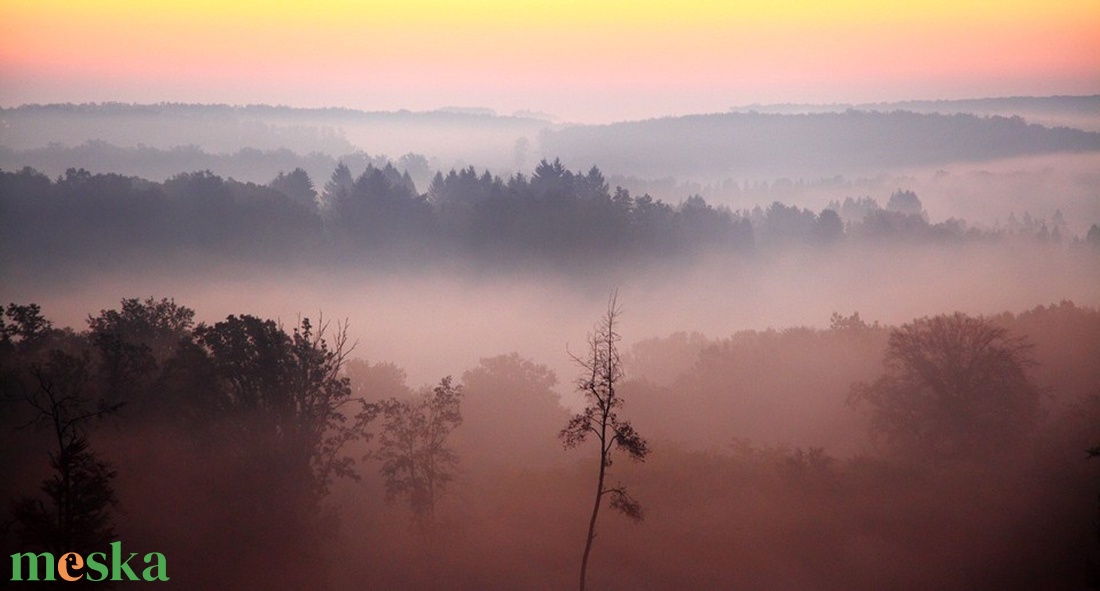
top-left (1, 0), bottom-right (1098, 123)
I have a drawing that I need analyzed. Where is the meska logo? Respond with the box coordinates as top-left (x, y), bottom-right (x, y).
top-left (10, 541), bottom-right (168, 582)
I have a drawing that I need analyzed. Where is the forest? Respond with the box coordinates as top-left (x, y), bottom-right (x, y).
top-left (1, 295), bottom-right (1098, 589)
top-left (2, 102), bottom-right (1099, 589)
top-left (6, 0), bottom-right (1100, 583)
top-left (2, 160), bottom-right (1094, 282)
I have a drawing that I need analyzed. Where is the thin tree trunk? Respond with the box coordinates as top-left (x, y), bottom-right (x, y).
top-left (579, 451), bottom-right (606, 591)
top-left (579, 410), bottom-right (609, 591)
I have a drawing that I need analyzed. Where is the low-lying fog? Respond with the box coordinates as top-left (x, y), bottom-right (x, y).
top-left (11, 239), bottom-right (1097, 404)
top-left (615, 152), bottom-right (1100, 238)
top-left (4, 99), bottom-right (1100, 590)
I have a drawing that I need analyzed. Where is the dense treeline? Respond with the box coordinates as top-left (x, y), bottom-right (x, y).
top-left (2, 298), bottom-right (1098, 588)
top-left (2, 161), bottom-right (1091, 279)
top-left (0, 141), bottom-right (410, 187)
top-left (625, 302), bottom-right (1100, 453)
top-left (0, 162), bottom-right (744, 274)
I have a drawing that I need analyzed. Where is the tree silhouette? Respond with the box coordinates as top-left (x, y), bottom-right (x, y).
top-left (322, 161), bottom-right (354, 211)
top-left (8, 347), bottom-right (121, 555)
top-left (560, 293), bottom-right (649, 591)
top-left (180, 314), bottom-right (373, 508)
top-left (377, 376), bottom-right (463, 525)
top-left (849, 313), bottom-right (1042, 461)
top-left (1, 303), bottom-right (53, 350)
top-left (886, 189), bottom-right (924, 217)
top-left (269, 167), bottom-right (317, 210)
top-left (83, 297), bottom-right (194, 420)
top-left (87, 297), bottom-right (194, 364)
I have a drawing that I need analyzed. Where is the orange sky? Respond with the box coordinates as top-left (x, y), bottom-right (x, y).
top-left (1, 0), bottom-right (1098, 122)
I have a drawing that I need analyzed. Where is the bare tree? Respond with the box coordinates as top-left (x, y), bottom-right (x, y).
top-left (561, 292), bottom-right (649, 591)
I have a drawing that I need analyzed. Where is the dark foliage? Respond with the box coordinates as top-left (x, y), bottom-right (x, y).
top-left (3, 335), bottom-right (122, 556)
top-left (1, 159), bottom-right (1082, 284)
top-left (2, 300), bottom-right (1098, 589)
top-left (849, 313), bottom-right (1042, 461)
top-left (376, 376), bottom-right (463, 523)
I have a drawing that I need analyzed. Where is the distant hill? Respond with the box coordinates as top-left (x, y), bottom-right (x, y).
top-left (730, 95), bottom-right (1100, 132)
top-left (4, 99), bottom-right (1099, 183)
top-left (539, 109), bottom-right (1100, 181)
top-left (0, 103), bottom-right (552, 173)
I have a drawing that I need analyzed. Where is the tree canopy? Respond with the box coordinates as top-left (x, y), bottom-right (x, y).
top-left (849, 313), bottom-right (1042, 461)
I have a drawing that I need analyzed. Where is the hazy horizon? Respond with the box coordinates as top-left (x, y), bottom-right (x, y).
top-left (3, 1), bottom-right (1098, 124)
top-left (3, 2), bottom-right (1100, 589)
top-left (3, 93), bottom-right (1099, 124)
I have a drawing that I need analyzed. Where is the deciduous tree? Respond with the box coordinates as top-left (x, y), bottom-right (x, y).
top-left (849, 313), bottom-right (1042, 461)
top-left (377, 376), bottom-right (463, 524)
top-left (8, 345), bottom-right (121, 555)
top-left (189, 315), bottom-right (372, 500)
